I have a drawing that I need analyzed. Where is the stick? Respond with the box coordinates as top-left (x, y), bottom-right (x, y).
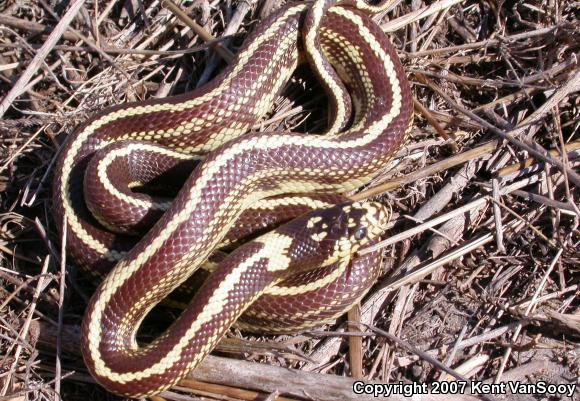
top-left (54, 219), bottom-right (67, 398)
top-left (0, 257), bottom-right (51, 396)
top-left (416, 73), bottom-right (580, 188)
top-left (188, 355), bottom-right (441, 401)
top-left (381, 0), bottom-right (466, 32)
top-left (494, 249), bottom-right (564, 383)
top-left (0, 0), bottom-right (86, 118)
top-left (495, 141), bottom-right (580, 179)
top-left (347, 306), bottom-right (364, 379)
top-left (161, 0), bottom-right (235, 63)
top-left (0, 14), bottom-right (78, 41)
top-left (352, 141), bottom-right (500, 201)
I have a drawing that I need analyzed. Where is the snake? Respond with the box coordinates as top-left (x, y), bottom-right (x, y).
top-left (52, 0), bottom-right (413, 397)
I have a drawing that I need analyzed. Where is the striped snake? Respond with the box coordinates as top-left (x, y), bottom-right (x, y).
top-left (53, 0), bottom-right (413, 397)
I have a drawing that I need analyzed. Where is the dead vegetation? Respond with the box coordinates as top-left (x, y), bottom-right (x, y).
top-left (0, 0), bottom-right (578, 400)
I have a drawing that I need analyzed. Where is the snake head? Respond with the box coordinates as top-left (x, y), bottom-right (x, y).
top-left (331, 201), bottom-right (389, 260)
top-left (289, 201), bottom-right (389, 268)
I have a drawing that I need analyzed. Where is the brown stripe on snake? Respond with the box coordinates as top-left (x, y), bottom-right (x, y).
top-left (53, 0), bottom-right (412, 397)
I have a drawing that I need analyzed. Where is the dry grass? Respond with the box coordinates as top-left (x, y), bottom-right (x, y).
top-left (0, 0), bottom-right (578, 400)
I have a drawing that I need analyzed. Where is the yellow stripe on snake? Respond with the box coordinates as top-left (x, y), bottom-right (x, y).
top-left (52, 0), bottom-right (413, 396)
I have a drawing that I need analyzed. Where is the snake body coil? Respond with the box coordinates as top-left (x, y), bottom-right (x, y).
top-left (53, 0), bottom-right (412, 397)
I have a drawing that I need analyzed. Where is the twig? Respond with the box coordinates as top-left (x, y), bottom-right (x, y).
top-left (511, 285), bottom-right (578, 312)
top-left (347, 306), bottom-right (363, 379)
top-left (438, 325), bottom-right (467, 381)
top-left (0, 371), bottom-right (76, 400)
top-left (0, 257), bottom-right (51, 396)
top-left (494, 249), bottom-right (563, 383)
top-left (172, 378), bottom-right (298, 401)
top-left (54, 219), bottom-right (67, 398)
top-left (450, 323), bottom-right (521, 352)
top-left (365, 325), bottom-right (495, 401)
top-left (0, 273), bottom-right (55, 311)
top-left (491, 199), bottom-right (558, 248)
top-left (381, 0), bottom-right (466, 32)
top-left (416, 73), bottom-right (580, 188)
top-left (491, 179), bottom-right (505, 253)
top-left (0, 15), bottom-right (78, 41)
top-left (0, 243), bottom-right (42, 265)
top-left (359, 165), bottom-right (551, 256)
top-left (0, 41), bottom-right (226, 56)
top-left (0, 0), bottom-right (86, 118)
top-left (352, 141), bottom-right (499, 201)
top-left (413, 98), bottom-right (458, 151)
top-left (509, 189), bottom-right (579, 215)
top-left (161, 0), bottom-right (235, 63)
top-left (36, 0), bottom-right (124, 77)
top-left (187, 355), bottom-right (438, 401)
top-left (495, 141), bottom-right (580, 179)
top-left (359, 196), bottom-right (490, 255)
top-left (379, 228), bottom-right (504, 291)
top-left (402, 24), bottom-right (564, 61)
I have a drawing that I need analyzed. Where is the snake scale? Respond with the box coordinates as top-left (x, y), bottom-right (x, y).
top-left (52, 0), bottom-right (413, 396)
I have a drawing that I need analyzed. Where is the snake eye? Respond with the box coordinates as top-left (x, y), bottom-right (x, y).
top-left (354, 227), bottom-right (367, 241)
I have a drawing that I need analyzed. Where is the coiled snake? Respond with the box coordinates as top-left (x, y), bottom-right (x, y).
top-left (52, 0), bottom-right (413, 397)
